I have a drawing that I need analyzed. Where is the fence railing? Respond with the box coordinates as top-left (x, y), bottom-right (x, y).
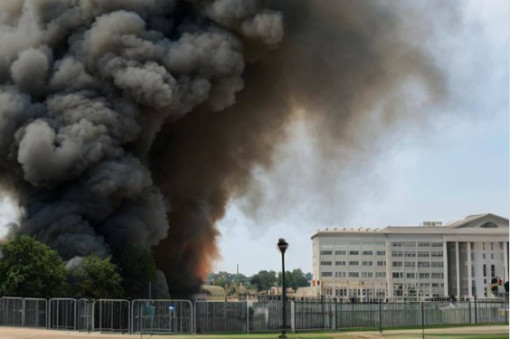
top-left (132, 299), bottom-right (192, 334)
top-left (0, 297), bottom-right (506, 334)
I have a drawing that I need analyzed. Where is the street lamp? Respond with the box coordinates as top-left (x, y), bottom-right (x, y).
top-left (277, 238), bottom-right (289, 338)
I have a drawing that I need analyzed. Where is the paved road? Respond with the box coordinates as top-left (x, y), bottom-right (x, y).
top-left (0, 325), bottom-right (507, 339)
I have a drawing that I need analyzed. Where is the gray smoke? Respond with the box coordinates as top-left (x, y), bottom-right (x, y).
top-left (0, 0), bottom-right (450, 294)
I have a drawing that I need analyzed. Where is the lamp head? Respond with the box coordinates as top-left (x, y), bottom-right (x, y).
top-left (277, 238), bottom-right (289, 254)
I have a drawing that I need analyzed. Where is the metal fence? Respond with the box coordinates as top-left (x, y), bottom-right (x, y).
top-left (48, 298), bottom-right (76, 330)
top-left (132, 299), bottom-right (193, 334)
top-left (195, 301), bottom-right (247, 333)
top-left (93, 299), bottom-right (130, 333)
top-left (0, 297), bottom-right (506, 334)
top-left (76, 298), bottom-right (93, 331)
top-left (23, 298), bottom-right (47, 328)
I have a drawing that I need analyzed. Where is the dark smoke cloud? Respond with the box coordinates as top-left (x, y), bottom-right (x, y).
top-left (0, 0), bottom-right (449, 294)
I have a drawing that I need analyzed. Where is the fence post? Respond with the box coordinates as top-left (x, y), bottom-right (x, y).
top-left (421, 302), bottom-right (425, 339)
top-left (333, 298), bottom-right (337, 330)
top-left (290, 301), bottom-right (295, 333)
top-left (474, 296), bottom-right (478, 324)
top-left (378, 301), bottom-right (382, 333)
top-left (246, 301), bottom-right (249, 334)
top-left (22, 298), bottom-right (25, 327)
top-left (468, 300), bottom-right (472, 324)
top-left (321, 295), bottom-right (325, 328)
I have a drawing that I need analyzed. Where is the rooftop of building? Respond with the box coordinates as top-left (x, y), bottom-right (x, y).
top-left (311, 213), bottom-right (509, 239)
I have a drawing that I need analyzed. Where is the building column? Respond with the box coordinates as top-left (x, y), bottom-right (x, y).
top-left (504, 242), bottom-right (508, 281)
top-left (455, 241), bottom-right (460, 298)
top-left (443, 241), bottom-right (448, 297)
top-left (467, 242), bottom-right (472, 300)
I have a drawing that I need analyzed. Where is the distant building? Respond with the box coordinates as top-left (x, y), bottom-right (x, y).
top-left (311, 213), bottom-right (509, 302)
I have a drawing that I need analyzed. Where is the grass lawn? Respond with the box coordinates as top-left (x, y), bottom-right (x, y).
top-left (169, 334), bottom-right (508, 339)
top-left (386, 335), bottom-right (508, 339)
top-left (179, 331), bottom-right (509, 339)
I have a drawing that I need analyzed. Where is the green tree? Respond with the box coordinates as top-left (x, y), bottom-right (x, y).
top-left (0, 235), bottom-right (69, 298)
top-left (112, 243), bottom-right (156, 298)
top-left (250, 270), bottom-right (277, 291)
top-left (277, 269), bottom-right (310, 290)
top-left (69, 255), bottom-right (123, 299)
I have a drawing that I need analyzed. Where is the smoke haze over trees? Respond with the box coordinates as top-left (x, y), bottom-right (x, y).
top-left (0, 0), bottom-right (460, 295)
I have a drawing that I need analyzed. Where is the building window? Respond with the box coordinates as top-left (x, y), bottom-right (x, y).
top-left (376, 251), bottom-right (386, 256)
top-left (348, 272), bottom-right (359, 278)
top-left (419, 273), bottom-right (430, 279)
top-left (392, 242), bottom-right (403, 247)
top-left (491, 264), bottom-right (495, 277)
top-left (471, 252), bottom-right (475, 261)
top-left (392, 262), bottom-right (403, 267)
top-left (349, 261), bottom-right (359, 266)
top-left (405, 252), bottom-right (416, 257)
top-left (406, 273), bottom-right (415, 278)
top-left (362, 261), bottom-right (373, 266)
top-left (335, 261), bottom-right (346, 266)
top-left (377, 261), bottom-right (386, 266)
top-left (405, 262), bottom-right (416, 268)
top-left (431, 262), bottom-right (443, 268)
top-left (392, 272), bottom-right (403, 278)
top-left (376, 272), bottom-right (386, 278)
top-left (361, 272), bottom-right (373, 278)
top-left (321, 272), bottom-right (333, 277)
top-left (320, 250), bottom-right (333, 255)
top-left (431, 251), bottom-right (443, 257)
top-left (335, 272), bottom-right (346, 277)
top-left (362, 250), bottom-right (373, 255)
top-left (418, 252), bottom-right (430, 257)
top-left (349, 250), bottom-right (359, 255)
top-left (392, 252), bottom-right (403, 257)
top-left (483, 264), bottom-right (487, 277)
top-left (335, 250), bottom-right (346, 255)
top-left (431, 273), bottom-right (443, 279)
top-left (483, 254), bottom-right (486, 260)
top-left (491, 243), bottom-right (494, 251)
top-left (320, 261), bottom-right (332, 266)
top-left (431, 242), bottom-right (443, 247)
top-left (418, 262), bottom-right (430, 267)
top-left (491, 253), bottom-right (494, 260)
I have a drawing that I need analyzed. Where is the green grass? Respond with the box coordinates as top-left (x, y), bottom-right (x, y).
top-left (387, 335), bottom-right (508, 339)
top-left (163, 333), bottom-right (508, 339)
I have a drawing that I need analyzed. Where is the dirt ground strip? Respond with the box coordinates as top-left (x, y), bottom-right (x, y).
top-left (0, 325), bottom-right (507, 339)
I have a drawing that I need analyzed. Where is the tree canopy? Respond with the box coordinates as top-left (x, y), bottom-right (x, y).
top-left (0, 235), bottom-right (69, 298)
top-left (277, 269), bottom-right (310, 290)
top-left (111, 243), bottom-right (156, 298)
top-left (250, 270), bottom-right (277, 291)
top-left (68, 255), bottom-right (123, 299)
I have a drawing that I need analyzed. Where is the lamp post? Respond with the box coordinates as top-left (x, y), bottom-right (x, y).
top-left (277, 238), bottom-right (289, 338)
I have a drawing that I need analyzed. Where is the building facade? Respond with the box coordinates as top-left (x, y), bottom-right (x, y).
top-left (311, 213), bottom-right (509, 302)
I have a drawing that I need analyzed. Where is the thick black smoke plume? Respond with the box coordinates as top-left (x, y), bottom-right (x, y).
top-left (0, 0), bottom-right (447, 295)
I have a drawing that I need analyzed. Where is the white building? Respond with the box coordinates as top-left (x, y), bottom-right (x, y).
top-left (311, 213), bottom-right (509, 302)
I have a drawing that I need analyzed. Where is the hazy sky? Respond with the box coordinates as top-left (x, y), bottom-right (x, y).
top-left (0, 0), bottom-right (508, 278)
top-left (213, 0), bottom-right (509, 276)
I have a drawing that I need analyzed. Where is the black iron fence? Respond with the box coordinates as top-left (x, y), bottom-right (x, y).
top-left (0, 296), bottom-right (506, 334)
